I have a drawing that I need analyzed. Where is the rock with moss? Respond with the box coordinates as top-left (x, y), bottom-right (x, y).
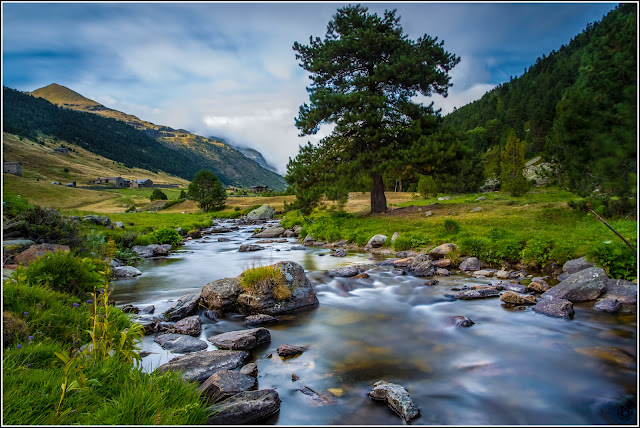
top-left (540, 267), bottom-right (607, 302)
top-left (246, 205), bottom-right (275, 220)
top-left (201, 278), bottom-right (243, 312)
top-left (500, 291), bottom-right (536, 305)
top-left (2, 239), bottom-right (36, 257)
top-left (428, 243), bottom-right (458, 259)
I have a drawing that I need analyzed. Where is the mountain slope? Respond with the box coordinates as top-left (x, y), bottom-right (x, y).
top-left (28, 84), bottom-right (287, 189)
top-left (208, 135), bottom-right (279, 174)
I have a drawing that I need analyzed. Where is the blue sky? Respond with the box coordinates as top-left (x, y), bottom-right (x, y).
top-left (2, 2), bottom-right (618, 173)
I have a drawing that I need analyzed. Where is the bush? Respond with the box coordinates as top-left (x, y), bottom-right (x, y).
top-left (568, 196), bottom-right (637, 218)
top-left (587, 241), bottom-right (637, 280)
top-left (7, 251), bottom-right (108, 296)
top-left (114, 248), bottom-right (140, 265)
top-left (132, 233), bottom-right (158, 246)
top-left (522, 237), bottom-right (554, 268)
top-left (443, 219), bottom-right (460, 234)
top-left (150, 189), bottom-right (168, 201)
top-left (392, 235), bottom-right (413, 252)
top-left (459, 237), bottom-right (489, 259)
top-left (11, 206), bottom-right (81, 247)
top-left (154, 228), bottom-right (182, 247)
top-left (417, 175), bottom-right (438, 199)
top-left (108, 230), bottom-right (139, 249)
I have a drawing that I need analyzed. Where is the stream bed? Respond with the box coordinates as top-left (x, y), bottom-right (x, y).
top-left (110, 220), bottom-right (637, 425)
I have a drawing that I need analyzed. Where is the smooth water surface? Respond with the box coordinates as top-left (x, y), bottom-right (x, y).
top-left (110, 220), bottom-right (637, 425)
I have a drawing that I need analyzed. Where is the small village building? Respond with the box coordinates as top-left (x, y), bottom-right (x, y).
top-left (3, 162), bottom-right (22, 176)
top-left (251, 185), bottom-right (269, 193)
top-left (89, 177), bottom-right (130, 188)
top-left (130, 179), bottom-right (154, 188)
top-left (53, 147), bottom-right (69, 154)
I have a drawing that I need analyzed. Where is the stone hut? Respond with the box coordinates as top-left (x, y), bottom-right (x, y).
top-left (89, 177), bottom-right (130, 188)
top-left (130, 179), bottom-right (153, 188)
top-left (251, 185), bottom-right (269, 193)
top-left (3, 162), bottom-right (22, 176)
top-left (53, 147), bottom-right (69, 154)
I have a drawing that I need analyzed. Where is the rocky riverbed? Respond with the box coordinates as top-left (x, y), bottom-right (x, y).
top-left (108, 216), bottom-right (637, 425)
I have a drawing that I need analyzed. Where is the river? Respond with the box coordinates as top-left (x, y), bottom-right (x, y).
top-left (110, 220), bottom-right (637, 425)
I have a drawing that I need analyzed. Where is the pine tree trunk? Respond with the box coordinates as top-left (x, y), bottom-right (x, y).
top-left (370, 172), bottom-right (388, 213)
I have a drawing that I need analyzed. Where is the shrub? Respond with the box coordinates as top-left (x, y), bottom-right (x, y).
top-left (114, 248), bottom-right (140, 266)
top-left (443, 219), bottom-right (460, 234)
top-left (162, 199), bottom-right (183, 210)
top-left (417, 175), bottom-right (438, 199)
top-left (587, 241), bottom-right (637, 280)
top-left (493, 238), bottom-right (525, 264)
top-left (179, 189), bottom-right (187, 199)
top-left (11, 206), bottom-right (81, 247)
top-left (522, 237), bottom-right (554, 268)
top-left (459, 237), bottom-right (489, 259)
top-left (3, 195), bottom-right (32, 217)
top-left (392, 235), bottom-right (413, 252)
top-left (108, 230), bottom-right (138, 249)
top-left (154, 228), bottom-right (182, 246)
top-left (133, 234), bottom-right (158, 247)
top-left (150, 189), bottom-right (168, 201)
top-left (7, 251), bottom-right (108, 296)
top-left (240, 265), bottom-right (291, 301)
top-left (488, 227), bottom-right (510, 242)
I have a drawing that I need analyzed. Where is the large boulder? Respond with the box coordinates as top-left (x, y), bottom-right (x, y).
top-left (199, 370), bottom-right (257, 403)
top-left (2, 239), bottom-right (36, 257)
top-left (237, 261), bottom-right (319, 315)
top-left (208, 328), bottom-right (271, 351)
top-left (365, 234), bottom-right (388, 250)
top-left (13, 244), bottom-right (70, 266)
top-left (541, 267), bottom-right (607, 302)
top-left (428, 243), bottom-right (458, 259)
top-left (201, 278), bottom-right (243, 312)
top-left (132, 245), bottom-right (155, 258)
top-left (175, 315), bottom-right (202, 336)
top-left (562, 256), bottom-right (595, 275)
top-left (112, 266), bottom-right (142, 279)
top-left (252, 226), bottom-right (285, 239)
top-left (409, 255), bottom-right (434, 277)
top-left (246, 205), bottom-right (275, 221)
top-left (154, 333), bottom-right (208, 353)
top-left (148, 244), bottom-right (170, 256)
top-left (205, 389), bottom-right (281, 425)
top-left (155, 350), bottom-right (249, 384)
top-left (602, 279), bottom-right (637, 305)
top-left (459, 257), bottom-right (481, 271)
top-left (533, 297), bottom-right (574, 319)
top-left (163, 294), bottom-right (201, 321)
top-left (368, 381), bottom-right (420, 422)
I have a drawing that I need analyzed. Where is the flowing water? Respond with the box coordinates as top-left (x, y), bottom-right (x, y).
top-left (110, 220), bottom-right (637, 425)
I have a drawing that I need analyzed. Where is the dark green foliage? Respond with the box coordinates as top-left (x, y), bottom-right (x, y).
top-left (2, 194), bottom-right (32, 217)
top-left (132, 233), bottom-right (158, 247)
top-left (179, 189), bottom-right (187, 199)
top-left (149, 189), bottom-right (168, 201)
top-left (500, 129), bottom-right (531, 196)
top-left (187, 170), bottom-right (227, 212)
top-left (154, 228), bottom-right (182, 247)
top-left (522, 237), bottom-right (554, 268)
top-left (459, 237), bottom-right (489, 259)
top-left (417, 175), bottom-right (437, 199)
top-left (568, 195), bottom-right (637, 218)
top-left (161, 199), bottom-right (184, 210)
top-left (8, 251), bottom-right (108, 295)
top-left (289, 4), bottom-right (460, 213)
top-left (10, 205), bottom-right (81, 247)
top-left (587, 241), bottom-right (637, 280)
top-left (113, 248), bottom-right (140, 266)
top-left (443, 219), bottom-right (460, 234)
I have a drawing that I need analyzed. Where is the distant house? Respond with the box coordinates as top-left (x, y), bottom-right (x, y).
top-left (251, 185), bottom-right (269, 193)
top-left (53, 147), bottom-right (69, 154)
top-left (3, 162), bottom-right (22, 176)
top-left (89, 176), bottom-right (130, 188)
top-left (130, 179), bottom-right (153, 188)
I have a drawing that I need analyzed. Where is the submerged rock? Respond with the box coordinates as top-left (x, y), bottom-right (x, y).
top-left (245, 314), bottom-right (279, 326)
top-left (450, 315), bottom-right (475, 327)
top-left (208, 328), bottom-right (271, 351)
top-left (448, 288), bottom-right (500, 300)
top-left (206, 389), bottom-right (281, 425)
top-left (239, 244), bottom-right (265, 252)
top-left (368, 380), bottom-right (420, 422)
top-left (155, 349), bottom-right (249, 384)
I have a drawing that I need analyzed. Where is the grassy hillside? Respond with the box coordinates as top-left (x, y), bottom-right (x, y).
top-left (29, 84), bottom-right (287, 190)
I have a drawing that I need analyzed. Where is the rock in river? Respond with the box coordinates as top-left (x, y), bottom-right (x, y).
top-left (532, 297), bottom-right (574, 320)
top-left (206, 389), bottom-right (281, 425)
top-left (209, 327), bottom-right (271, 351)
top-left (602, 279), bottom-right (637, 305)
top-left (199, 369), bottom-right (257, 403)
top-left (447, 288), bottom-right (500, 300)
top-left (368, 380), bottom-right (420, 422)
top-left (277, 344), bottom-right (306, 358)
top-left (540, 267), bottom-right (607, 302)
top-left (450, 316), bottom-right (474, 327)
top-left (201, 278), bottom-right (242, 312)
top-left (246, 204), bottom-right (275, 221)
top-left (111, 266), bottom-right (142, 279)
top-left (163, 294), bottom-right (200, 321)
top-left (154, 333), bottom-right (208, 353)
top-left (593, 298), bottom-right (622, 313)
top-left (500, 291), bottom-right (536, 305)
top-left (155, 349), bottom-right (249, 384)
top-left (239, 244), bottom-right (265, 252)
top-left (175, 315), bottom-right (202, 336)
top-left (252, 226), bottom-right (285, 239)
top-left (562, 256), bottom-right (595, 275)
top-left (327, 266), bottom-right (362, 277)
top-left (245, 314), bottom-right (279, 326)
top-left (459, 257), bottom-right (481, 271)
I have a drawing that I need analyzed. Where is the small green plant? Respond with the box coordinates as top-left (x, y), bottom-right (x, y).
top-left (392, 235), bottom-right (413, 251)
top-left (114, 248), bottom-right (140, 265)
top-left (63, 167), bottom-right (69, 173)
top-left (522, 237), bottom-right (554, 268)
top-left (179, 189), bottom-right (187, 199)
top-left (443, 219), bottom-right (460, 234)
top-left (240, 265), bottom-right (291, 301)
top-left (459, 237), bottom-right (489, 259)
top-left (417, 174), bottom-right (438, 199)
top-left (587, 241), bottom-right (637, 280)
top-left (154, 228), bottom-right (182, 247)
top-left (133, 233), bottom-right (158, 246)
top-left (150, 189), bottom-right (168, 201)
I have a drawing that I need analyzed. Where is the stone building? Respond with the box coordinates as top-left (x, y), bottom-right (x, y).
top-left (3, 162), bottom-right (22, 176)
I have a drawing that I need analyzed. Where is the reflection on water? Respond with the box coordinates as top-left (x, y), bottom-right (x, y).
top-left (110, 221), bottom-right (637, 425)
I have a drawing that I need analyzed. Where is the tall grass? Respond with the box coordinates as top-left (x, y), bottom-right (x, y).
top-left (240, 265), bottom-right (291, 301)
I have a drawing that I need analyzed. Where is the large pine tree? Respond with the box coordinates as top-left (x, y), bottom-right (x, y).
top-left (288, 4), bottom-right (460, 213)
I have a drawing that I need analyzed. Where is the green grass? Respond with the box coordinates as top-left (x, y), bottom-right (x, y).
top-left (240, 265), bottom-right (291, 301)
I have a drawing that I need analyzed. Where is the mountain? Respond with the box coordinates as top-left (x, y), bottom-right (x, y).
top-left (208, 135), bottom-right (279, 174)
top-left (26, 84), bottom-right (287, 190)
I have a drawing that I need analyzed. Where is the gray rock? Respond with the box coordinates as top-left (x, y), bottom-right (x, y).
top-left (395, 251), bottom-right (416, 258)
top-left (331, 249), bottom-right (347, 257)
top-left (541, 267), bottom-right (607, 302)
top-left (507, 270), bottom-right (527, 279)
top-left (163, 294), bottom-right (200, 321)
top-left (277, 344), bottom-right (306, 358)
top-left (218, 237), bottom-right (231, 242)
top-left (557, 272), bottom-right (571, 281)
top-left (110, 259), bottom-right (121, 268)
top-left (121, 304), bottom-right (139, 314)
top-left (252, 226), bottom-right (285, 239)
top-left (2, 239), bottom-right (36, 256)
top-left (434, 268), bottom-right (450, 276)
top-left (392, 269), bottom-right (406, 276)
top-left (290, 245), bottom-right (306, 251)
top-left (391, 232), bottom-right (400, 243)
top-left (141, 305), bottom-right (155, 314)
top-left (527, 279), bottom-right (551, 293)
top-left (154, 333), bottom-right (208, 353)
top-left (593, 298), bottom-right (622, 313)
top-left (496, 270), bottom-right (510, 279)
top-left (327, 266), bottom-right (362, 277)
top-left (245, 314), bottom-right (279, 326)
top-left (409, 256), bottom-right (435, 277)
top-left (470, 207), bottom-right (483, 213)
top-left (240, 363), bottom-right (258, 377)
top-left (562, 256), bottom-right (595, 274)
top-left (175, 227), bottom-right (186, 236)
top-left (428, 243), bottom-right (458, 259)
top-left (205, 389), bottom-right (281, 425)
top-left (500, 291), bottom-right (536, 305)
top-left (239, 244), bottom-right (265, 252)
top-left (473, 269), bottom-right (494, 277)
top-left (188, 230), bottom-right (202, 239)
top-left (201, 278), bottom-right (242, 312)
top-left (113, 221), bottom-right (125, 229)
top-left (424, 279), bottom-right (439, 286)
top-left (533, 297), bottom-right (574, 319)
top-left (111, 266), bottom-right (142, 278)
top-left (431, 258), bottom-right (452, 268)
top-left (82, 215), bottom-right (102, 224)
top-left (437, 196), bottom-right (452, 201)
top-left (475, 196), bottom-right (486, 201)
top-left (132, 245), bottom-right (154, 258)
top-left (365, 234), bottom-right (388, 250)
top-left (209, 328), bottom-right (271, 351)
top-left (199, 369), bottom-right (257, 403)
top-left (368, 380), bottom-right (420, 421)
top-left (459, 257), bottom-right (481, 271)
top-left (155, 350), bottom-right (249, 384)
top-left (496, 282), bottom-right (528, 294)
top-left (602, 279), bottom-right (637, 304)
top-left (448, 288), bottom-right (500, 300)
top-left (246, 205), bottom-right (275, 221)
top-left (175, 315), bottom-right (202, 336)
top-left (148, 244), bottom-right (169, 256)
top-left (450, 316), bottom-right (474, 327)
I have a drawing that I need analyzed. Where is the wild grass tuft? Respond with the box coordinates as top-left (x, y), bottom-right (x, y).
top-left (240, 265), bottom-right (291, 301)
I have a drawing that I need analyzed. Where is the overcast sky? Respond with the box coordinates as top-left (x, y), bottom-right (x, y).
top-left (2, 1), bottom-right (618, 174)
